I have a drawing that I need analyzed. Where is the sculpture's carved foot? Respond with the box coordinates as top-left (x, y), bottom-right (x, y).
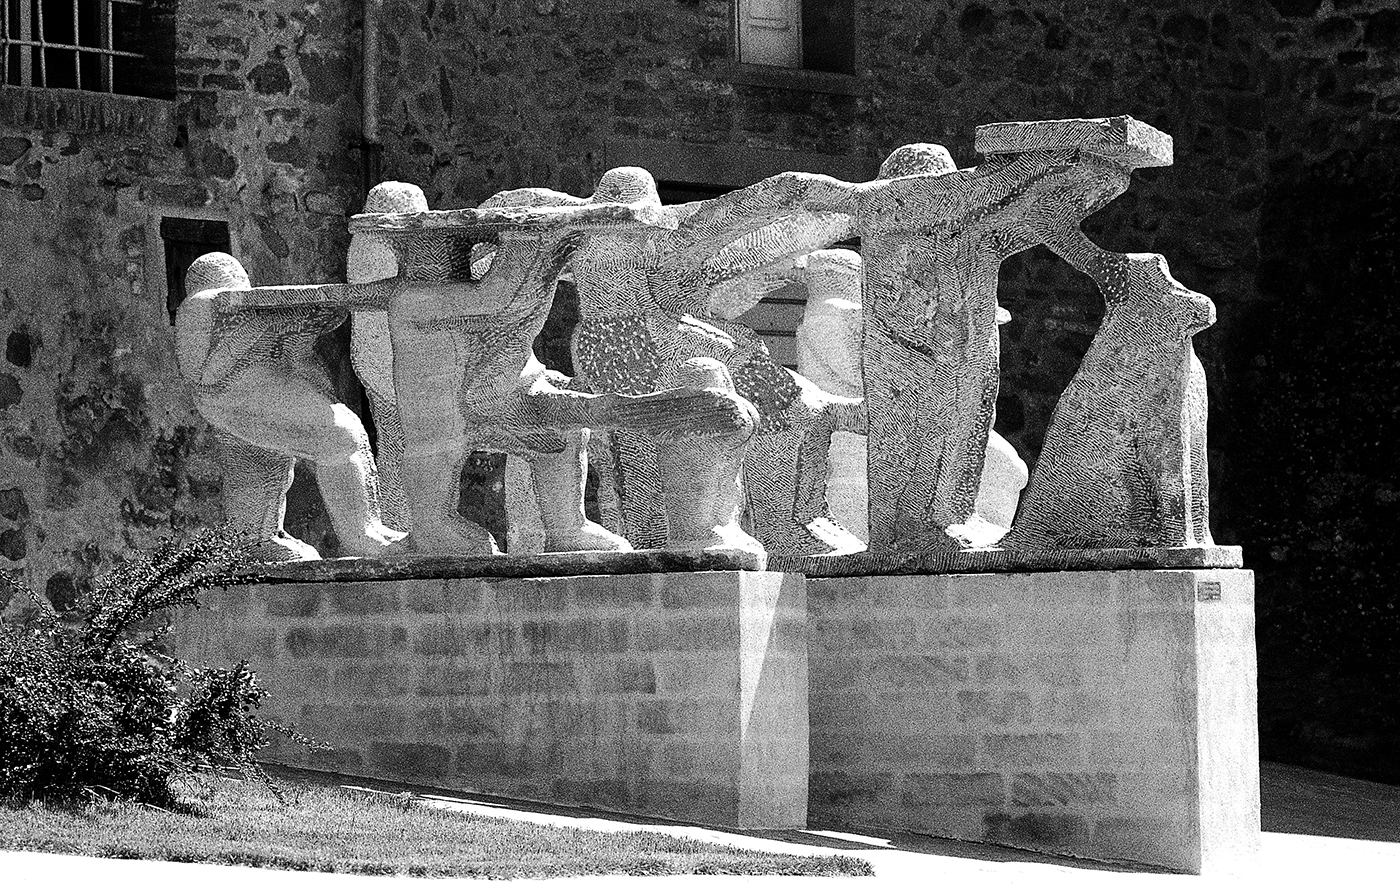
top-left (752, 513), bottom-right (866, 556)
top-left (405, 518), bottom-right (500, 557)
top-left (337, 523), bottom-right (410, 558)
top-left (800, 516), bottom-right (868, 556)
top-left (250, 532), bottom-right (321, 563)
top-left (669, 523), bottom-right (765, 555)
top-left (544, 520), bottom-right (633, 554)
top-left (946, 514), bottom-right (1009, 550)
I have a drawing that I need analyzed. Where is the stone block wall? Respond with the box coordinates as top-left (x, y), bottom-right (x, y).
top-left (807, 569), bottom-right (1259, 873)
top-left (170, 570), bottom-right (808, 828)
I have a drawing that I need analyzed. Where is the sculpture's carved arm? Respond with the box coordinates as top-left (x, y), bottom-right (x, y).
top-left (522, 384), bottom-right (757, 440)
top-left (1036, 222), bottom-right (1108, 274)
top-left (195, 322), bottom-right (268, 387)
top-left (700, 211), bottom-right (856, 290)
top-left (217, 278), bottom-right (401, 312)
top-left (675, 172), bottom-right (861, 264)
top-left (706, 262), bottom-right (800, 321)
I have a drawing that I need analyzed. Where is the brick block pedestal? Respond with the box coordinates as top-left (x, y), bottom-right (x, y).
top-left (807, 569), bottom-right (1259, 873)
top-left (171, 570), bottom-right (807, 829)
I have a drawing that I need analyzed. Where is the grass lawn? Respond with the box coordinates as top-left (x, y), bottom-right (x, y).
top-left (0, 775), bottom-right (873, 879)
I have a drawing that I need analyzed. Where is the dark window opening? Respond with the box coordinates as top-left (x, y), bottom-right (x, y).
top-left (1, 0), bottom-right (177, 99)
top-left (161, 217), bottom-right (230, 325)
top-left (800, 0), bottom-right (855, 75)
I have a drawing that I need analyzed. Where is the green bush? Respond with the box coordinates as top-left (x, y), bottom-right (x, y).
top-left (0, 531), bottom-right (299, 806)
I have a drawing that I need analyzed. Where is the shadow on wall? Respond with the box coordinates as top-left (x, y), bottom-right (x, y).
top-left (1238, 120), bottom-right (1400, 785)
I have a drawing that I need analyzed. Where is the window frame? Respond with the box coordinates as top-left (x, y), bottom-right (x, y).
top-left (728, 0), bottom-right (856, 84)
top-left (2, 0), bottom-right (146, 94)
top-left (730, 0), bottom-right (861, 91)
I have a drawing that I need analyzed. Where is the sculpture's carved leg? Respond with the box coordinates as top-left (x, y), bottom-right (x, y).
top-left (608, 430), bottom-right (668, 549)
top-left (863, 234), bottom-right (1004, 553)
top-left (351, 310), bottom-right (411, 532)
top-left (524, 429), bottom-right (632, 553)
top-left (399, 438), bottom-right (496, 554)
top-left (586, 430), bottom-right (624, 536)
top-left (504, 454), bottom-right (546, 554)
top-left (651, 358), bottom-right (761, 553)
top-left (744, 398), bottom-right (864, 557)
top-left (214, 431), bottom-right (316, 561)
top-left (1186, 347), bottom-right (1213, 546)
top-left (391, 313), bottom-right (499, 555)
top-left (306, 403), bottom-right (407, 557)
top-left (976, 429), bottom-right (1029, 529)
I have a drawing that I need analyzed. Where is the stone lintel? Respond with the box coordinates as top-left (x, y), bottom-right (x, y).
top-left (775, 545), bottom-right (1242, 577)
top-left (248, 548), bottom-right (767, 585)
top-left (0, 84), bottom-right (174, 141)
top-left (975, 116), bottom-right (1173, 170)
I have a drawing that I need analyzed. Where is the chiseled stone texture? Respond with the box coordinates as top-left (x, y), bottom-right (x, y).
top-left (169, 570), bottom-right (808, 829)
top-left (806, 569), bottom-right (1259, 873)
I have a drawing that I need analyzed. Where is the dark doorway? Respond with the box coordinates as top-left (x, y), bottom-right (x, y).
top-left (160, 217), bottom-right (230, 324)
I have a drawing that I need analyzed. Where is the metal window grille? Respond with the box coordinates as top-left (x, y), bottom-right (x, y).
top-left (2, 0), bottom-right (145, 94)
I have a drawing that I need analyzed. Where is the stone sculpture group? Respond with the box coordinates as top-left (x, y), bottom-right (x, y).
top-left (176, 116), bottom-right (1219, 565)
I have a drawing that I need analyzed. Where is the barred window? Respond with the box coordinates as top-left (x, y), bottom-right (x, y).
top-left (2, 0), bottom-right (146, 94)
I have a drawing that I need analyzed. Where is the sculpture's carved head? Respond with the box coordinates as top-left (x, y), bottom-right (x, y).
top-left (593, 166), bottom-right (660, 206)
top-left (878, 143), bottom-right (958, 179)
top-left (352, 183), bottom-right (425, 285)
top-left (803, 248), bottom-right (863, 310)
top-left (1120, 253), bottom-right (1217, 338)
top-left (175, 252), bottom-right (250, 384)
top-left (364, 181), bottom-right (429, 214)
top-left (185, 251), bottom-right (250, 296)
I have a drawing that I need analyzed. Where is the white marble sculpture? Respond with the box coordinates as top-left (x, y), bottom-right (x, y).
top-left (176, 253), bottom-right (405, 561)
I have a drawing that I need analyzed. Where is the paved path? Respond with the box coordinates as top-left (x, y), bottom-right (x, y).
top-left (7, 762), bottom-right (1399, 886)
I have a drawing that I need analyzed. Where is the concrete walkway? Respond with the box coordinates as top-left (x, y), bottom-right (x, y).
top-left (7, 762), bottom-right (1399, 886)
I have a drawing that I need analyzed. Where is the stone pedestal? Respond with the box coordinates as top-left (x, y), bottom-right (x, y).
top-left (170, 565), bottom-right (807, 829)
top-left (806, 569), bottom-right (1259, 873)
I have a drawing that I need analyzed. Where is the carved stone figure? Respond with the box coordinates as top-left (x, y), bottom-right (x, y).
top-left (792, 251), bottom-right (1028, 542)
top-left (854, 117), bottom-right (1173, 555)
top-left (347, 181), bottom-right (427, 533)
top-left (977, 308), bottom-right (1029, 531)
top-left (795, 249), bottom-right (867, 542)
top-left (176, 253), bottom-right (405, 562)
top-left (1004, 245), bottom-right (1215, 549)
top-left (352, 198), bottom-right (762, 555)
top-left (479, 167), bottom-right (864, 556)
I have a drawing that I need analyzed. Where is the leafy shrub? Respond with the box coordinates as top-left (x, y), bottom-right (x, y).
top-left (0, 530), bottom-right (302, 806)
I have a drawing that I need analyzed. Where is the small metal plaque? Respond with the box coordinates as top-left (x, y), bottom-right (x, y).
top-left (1197, 581), bottom-right (1222, 602)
